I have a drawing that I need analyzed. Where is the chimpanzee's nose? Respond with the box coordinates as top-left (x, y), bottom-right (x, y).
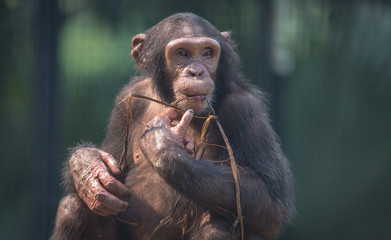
top-left (183, 66), bottom-right (205, 78)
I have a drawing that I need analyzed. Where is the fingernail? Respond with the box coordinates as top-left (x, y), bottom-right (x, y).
top-left (189, 109), bottom-right (194, 115)
top-left (116, 167), bottom-right (121, 173)
top-left (122, 202), bottom-right (129, 210)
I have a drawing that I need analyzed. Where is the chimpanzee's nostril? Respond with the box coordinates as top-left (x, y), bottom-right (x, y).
top-left (184, 66), bottom-right (205, 78)
top-left (184, 68), bottom-right (196, 77)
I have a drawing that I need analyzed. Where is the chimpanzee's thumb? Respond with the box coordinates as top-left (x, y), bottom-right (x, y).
top-left (174, 109), bottom-right (194, 137)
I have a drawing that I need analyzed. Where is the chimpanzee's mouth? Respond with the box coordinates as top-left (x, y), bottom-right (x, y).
top-left (176, 91), bottom-right (207, 101)
top-left (186, 95), bottom-right (206, 101)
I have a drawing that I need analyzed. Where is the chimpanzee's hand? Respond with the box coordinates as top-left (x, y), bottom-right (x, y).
top-left (69, 147), bottom-right (131, 216)
top-left (139, 108), bottom-right (195, 167)
top-left (154, 108), bottom-right (194, 154)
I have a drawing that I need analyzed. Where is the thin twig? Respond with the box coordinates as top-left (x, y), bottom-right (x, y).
top-left (205, 98), bottom-right (244, 240)
top-left (115, 215), bottom-right (138, 227)
top-left (119, 96), bottom-right (132, 181)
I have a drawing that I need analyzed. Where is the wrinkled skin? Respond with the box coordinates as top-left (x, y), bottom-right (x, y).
top-left (69, 110), bottom-right (196, 217)
top-left (165, 36), bottom-right (220, 112)
top-left (69, 148), bottom-right (130, 216)
top-left (141, 108), bottom-right (194, 163)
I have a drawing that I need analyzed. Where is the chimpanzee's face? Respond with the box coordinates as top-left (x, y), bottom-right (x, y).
top-left (164, 27), bottom-right (221, 113)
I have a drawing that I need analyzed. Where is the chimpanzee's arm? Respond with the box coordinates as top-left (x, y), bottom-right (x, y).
top-left (60, 81), bottom-right (145, 216)
top-left (139, 90), bottom-right (295, 239)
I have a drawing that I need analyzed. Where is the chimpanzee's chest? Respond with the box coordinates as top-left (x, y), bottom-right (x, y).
top-left (118, 142), bottom-right (218, 239)
top-left (118, 151), bottom-right (193, 239)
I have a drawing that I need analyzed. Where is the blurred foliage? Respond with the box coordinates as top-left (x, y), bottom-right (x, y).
top-left (0, 0), bottom-right (34, 239)
top-left (1, 0), bottom-right (390, 239)
top-left (280, 1), bottom-right (391, 239)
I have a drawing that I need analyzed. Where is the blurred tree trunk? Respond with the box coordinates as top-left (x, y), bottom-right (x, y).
top-left (258, 0), bottom-right (284, 134)
top-left (31, 0), bottom-right (62, 238)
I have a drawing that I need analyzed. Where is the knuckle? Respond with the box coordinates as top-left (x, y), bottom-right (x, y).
top-left (89, 200), bottom-right (101, 211)
top-left (177, 126), bottom-right (185, 133)
top-left (175, 127), bottom-right (185, 136)
top-left (93, 191), bottom-right (105, 201)
top-left (100, 151), bottom-right (109, 160)
top-left (152, 117), bottom-right (163, 127)
top-left (105, 179), bottom-right (116, 188)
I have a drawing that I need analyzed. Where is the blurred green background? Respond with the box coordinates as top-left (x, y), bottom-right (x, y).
top-left (1, 0), bottom-right (391, 239)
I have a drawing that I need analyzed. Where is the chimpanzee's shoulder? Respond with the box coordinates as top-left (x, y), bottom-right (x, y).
top-left (223, 80), bottom-right (267, 108)
top-left (115, 77), bottom-right (153, 101)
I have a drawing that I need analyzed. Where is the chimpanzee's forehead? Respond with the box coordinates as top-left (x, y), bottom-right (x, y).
top-left (180, 25), bottom-right (205, 38)
top-left (150, 17), bottom-right (223, 44)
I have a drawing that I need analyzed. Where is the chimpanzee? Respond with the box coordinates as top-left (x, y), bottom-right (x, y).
top-left (51, 13), bottom-right (295, 240)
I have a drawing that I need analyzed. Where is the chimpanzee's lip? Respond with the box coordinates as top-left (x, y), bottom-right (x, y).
top-left (186, 95), bottom-right (206, 101)
top-left (177, 91), bottom-right (207, 101)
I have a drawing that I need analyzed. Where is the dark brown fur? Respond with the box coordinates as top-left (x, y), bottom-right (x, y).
top-left (51, 13), bottom-right (294, 240)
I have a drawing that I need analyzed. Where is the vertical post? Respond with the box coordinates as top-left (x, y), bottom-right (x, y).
top-left (259, 0), bottom-right (283, 133)
top-left (31, 0), bottom-right (61, 238)
top-left (259, 0), bottom-right (275, 81)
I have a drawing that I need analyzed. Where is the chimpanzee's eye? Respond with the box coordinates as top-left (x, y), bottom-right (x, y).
top-left (177, 49), bottom-right (188, 57)
top-left (203, 49), bottom-right (213, 57)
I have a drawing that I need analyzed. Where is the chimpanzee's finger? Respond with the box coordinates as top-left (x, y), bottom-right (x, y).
top-left (94, 190), bottom-right (129, 214)
top-left (98, 149), bottom-right (121, 175)
top-left (91, 203), bottom-right (118, 216)
top-left (81, 178), bottom-right (115, 215)
top-left (98, 171), bottom-right (131, 198)
top-left (163, 108), bottom-right (182, 121)
top-left (184, 135), bottom-right (195, 155)
top-left (174, 109), bottom-right (194, 137)
top-left (87, 177), bottom-right (128, 214)
top-left (150, 108), bottom-right (179, 129)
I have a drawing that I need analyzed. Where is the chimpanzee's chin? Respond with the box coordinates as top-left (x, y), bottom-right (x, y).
top-left (194, 106), bottom-right (210, 115)
top-left (177, 102), bottom-right (208, 115)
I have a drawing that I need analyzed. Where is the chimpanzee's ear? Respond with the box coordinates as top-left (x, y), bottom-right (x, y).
top-left (131, 33), bottom-right (147, 66)
top-left (221, 31), bottom-right (231, 43)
